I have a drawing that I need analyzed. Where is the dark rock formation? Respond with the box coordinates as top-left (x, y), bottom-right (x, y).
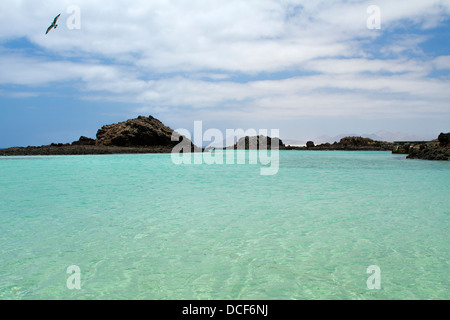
top-left (0, 145), bottom-right (182, 156)
top-left (96, 116), bottom-right (182, 147)
top-left (406, 132), bottom-right (450, 161)
top-left (438, 132), bottom-right (450, 147)
top-left (226, 135), bottom-right (285, 150)
top-left (306, 136), bottom-right (392, 151)
top-left (392, 140), bottom-right (440, 154)
top-left (283, 136), bottom-right (393, 151)
top-left (72, 136), bottom-right (96, 146)
top-left (1, 115), bottom-right (199, 156)
top-left (306, 141), bottom-right (315, 148)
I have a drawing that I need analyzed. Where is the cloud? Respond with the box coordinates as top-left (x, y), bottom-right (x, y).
top-left (433, 55), bottom-right (450, 69)
top-left (7, 0), bottom-right (446, 73)
top-left (1, 50), bottom-right (449, 123)
top-left (303, 58), bottom-right (432, 75)
top-left (0, 0), bottom-right (449, 128)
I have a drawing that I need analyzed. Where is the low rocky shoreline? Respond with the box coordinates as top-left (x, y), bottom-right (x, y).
top-left (1, 115), bottom-right (448, 161)
top-left (1, 116), bottom-right (199, 156)
top-left (1, 145), bottom-right (177, 156)
top-left (284, 136), bottom-right (393, 151)
top-left (405, 133), bottom-right (450, 161)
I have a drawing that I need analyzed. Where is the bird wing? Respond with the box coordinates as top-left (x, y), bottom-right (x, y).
top-left (45, 25), bottom-right (53, 34)
top-left (53, 13), bottom-right (61, 24)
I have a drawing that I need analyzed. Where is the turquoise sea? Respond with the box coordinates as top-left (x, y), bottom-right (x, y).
top-left (0, 151), bottom-right (449, 299)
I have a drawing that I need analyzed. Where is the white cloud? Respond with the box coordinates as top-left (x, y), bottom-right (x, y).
top-left (433, 55), bottom-right (450, 69)
top-left (0, 0), bottom-right (449, 128)
top-left (5, 0), bottom-right (446, 73)
top-left (304, 58), bottom-right (432, 75)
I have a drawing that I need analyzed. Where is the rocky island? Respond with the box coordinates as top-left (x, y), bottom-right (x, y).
top-left (1, 116), bottom-right (199, 156)
top-left (284, 136), bottom-right (393, 151)
top-left (226, 135), bottom-right (285, 150)
top-left (2, 114), bottom-right (446, 161)
top-left (217, 135), bottom-right (392, 151)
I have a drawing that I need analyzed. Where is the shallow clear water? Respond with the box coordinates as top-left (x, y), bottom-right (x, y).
top-left (0, 151), bottom-right (448, 299)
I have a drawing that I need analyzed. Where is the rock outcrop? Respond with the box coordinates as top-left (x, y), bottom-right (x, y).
top-left (406, 132), bottom-right (450, 161)
top-left (96, 116), bottom-right (182, 147)
top-left (285, 136), bottom-right (393, 151)
top-left (0, 144), bottom-right (183, 156)
top-left (306, 141), bottom-right (315, 148)
top-left (1, 115), bottom-right (199, 155)
top-left (438, 132), bottom-right (450, 147)
top-left (226, 135), bottom-right (285, 150)
top-left (71, 136), bottom-right (96, 146)
top-left (317, 136), bottom-right (393, 150)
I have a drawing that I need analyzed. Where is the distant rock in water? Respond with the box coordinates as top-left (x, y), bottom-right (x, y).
top-left (306, 141), bottom-right (315, 148)
top-left (406, 132), bottom-right (450, 161)
top-left (299, 136), bottom-right (393, 151)
top-left (227, 135), bottom-right (285, 150)
top-left (1, 115), bottom-right (199, 155)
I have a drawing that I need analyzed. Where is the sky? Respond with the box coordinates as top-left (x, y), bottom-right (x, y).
top-left (0, 0), bottom-right (449, 147)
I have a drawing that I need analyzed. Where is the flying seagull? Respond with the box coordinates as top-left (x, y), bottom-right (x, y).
top-left (45, 14), bottom-right (61, 35)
